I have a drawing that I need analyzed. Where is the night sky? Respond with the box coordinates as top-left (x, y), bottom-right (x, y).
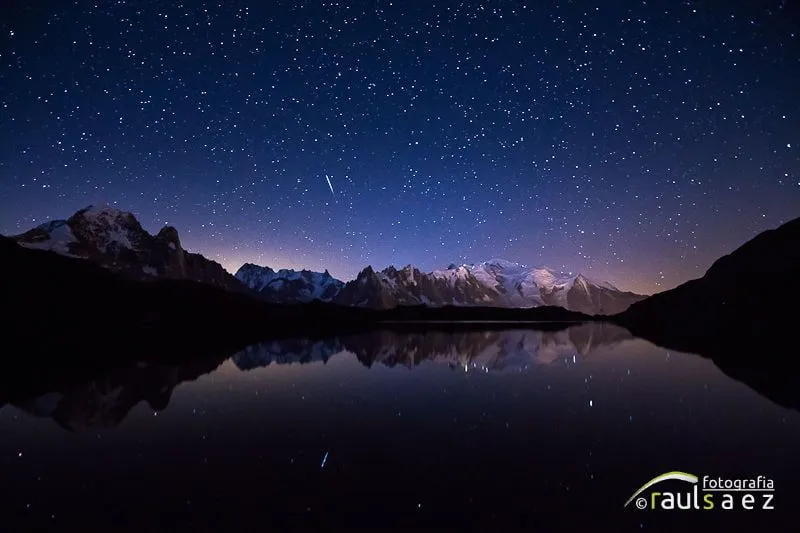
top-left (1, 1), bottom-right (798, 294)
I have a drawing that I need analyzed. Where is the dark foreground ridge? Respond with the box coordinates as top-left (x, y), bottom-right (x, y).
top-left (615, 215), bottom-right (799, 349)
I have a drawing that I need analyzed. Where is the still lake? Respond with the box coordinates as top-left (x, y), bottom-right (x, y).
top-left (1, 323), bottom-right (799, 531)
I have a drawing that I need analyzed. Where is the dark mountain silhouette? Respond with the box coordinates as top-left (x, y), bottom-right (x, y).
top-left (616, 216), bottom-right (799, 349)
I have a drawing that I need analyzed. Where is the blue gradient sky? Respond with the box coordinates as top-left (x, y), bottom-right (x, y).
top-left (1, 1), bottom-right (798, 294)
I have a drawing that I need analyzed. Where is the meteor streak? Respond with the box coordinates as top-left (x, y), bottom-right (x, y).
top-left (325, 174), bottom-right (335, 196)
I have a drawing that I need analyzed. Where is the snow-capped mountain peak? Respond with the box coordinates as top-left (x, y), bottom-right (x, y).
top-left (69, 204), bottom-right (144, 253)
top-left (234, 263), bottom-right (344, 303)
top-left (78, 203), bottom-right (128, 219)
top-left (482, 258), bottom-right (524, 270)
top-left (16, 219), bottom-right (80, 256)
top-left (11, 205), bottom-right (243, 291)
top-left (334, 258), bottom-right (645, 314)
top-left (577, 274), bottom-right (619, 291)
top-left (12, 204), bottom-right (145, 257)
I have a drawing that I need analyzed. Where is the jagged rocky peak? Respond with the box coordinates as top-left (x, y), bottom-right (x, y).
top-left (11, 204), bottom-right (147, 258)
top-left (70, 203), bottom-right (141, 231)
top-left (358, 265), bottom-right (378, 279)
top-left (156, 225), bottom-right (182, 251)
top-left (234, 261), bottom-right (344, 303)
top-left (38, 220), bottom-right (69, 233)
top-left (71, 203), bottom-right (133, 220)
top-left (397, 264), bottom-right (420, 283)
top-left (238, 262), bottom-right (274, 274)
top-left (66, 204), bottom-right (149, 253)
top-left (335, 257), bottom-right (646, 314)
top-left (233, 263), bottom-right (275, 291)
top-left (382, 264), bottom-right (419, 277)
top-left (10, 204), bottom-right (245, 292)
top-left (11, 218), bottom-right (79, 256)
top-left (399, 264), bottom-right (417, 275)
top-left (483, 258), bottom-right (520, 270)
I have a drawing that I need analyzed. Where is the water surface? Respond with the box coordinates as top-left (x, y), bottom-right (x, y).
top-left (1, 324), bottom-right (798, 531)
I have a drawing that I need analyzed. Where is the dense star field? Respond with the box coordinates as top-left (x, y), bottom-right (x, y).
top-left (0, 1), bottom-right (797, 294)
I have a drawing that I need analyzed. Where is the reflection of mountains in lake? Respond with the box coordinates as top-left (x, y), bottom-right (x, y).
top-left (12, 359), bottom-right (225, 431)
top-left (6, 322), bottom-right (799, 431)
top-left (233, 322), bottom-right (633, 371)
top-left (6, 324), bottom-right (631, 431)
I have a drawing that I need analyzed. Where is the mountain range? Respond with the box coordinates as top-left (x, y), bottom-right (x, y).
top-left (11, 205), bottom-right (645, 314)
top-left (236, 260), bottom-right (645, 314)
top-left (7, 205), bottom-right (797, 333)
top-left (326, 260), bottom-right (645, 314)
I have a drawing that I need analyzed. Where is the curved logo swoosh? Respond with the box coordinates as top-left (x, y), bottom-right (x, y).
top-left (624, 471), bottom-right (699, 507)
